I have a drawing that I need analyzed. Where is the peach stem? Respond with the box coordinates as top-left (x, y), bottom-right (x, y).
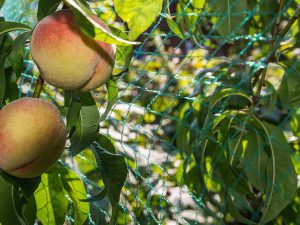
top-left (33, 75), bottom-right (44, 98)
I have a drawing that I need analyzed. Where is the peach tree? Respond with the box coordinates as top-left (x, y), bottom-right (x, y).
top-left (1, 0), bottom-right (300, 224)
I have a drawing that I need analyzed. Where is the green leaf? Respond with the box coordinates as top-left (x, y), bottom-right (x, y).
top-left (278, 64), bottom-right (300, 109)
top-left (0, 21), bottom-right (31, 35)
top-left (176, 108), bottom-right (198, 155)
top-left (65, 91), bottom-right (82, 132)
top-left (165, 0), bottom-right (184, 39)
top-left (212, 142), bottom-right (251, 194)
top-left (166, 16), bottom-right (184, 39)
top-left (199, 110), bottom-right (241, 175)
top-left (114, 0), bottom-right (163, 40)
top-left (259, 0), bottom-right (278, 25)
top-left (227, 124), bottom-right (247, 167)
top-left (0, 32), bottom-right (13, 107)
top-left (9, 32), bottom-right (30, 79)
top-left (37, 0), bottom-right (61, 21)
top-left (109, 26), bottom-right (133, 75)
top-left (290, 107), bottom-right (300, 138)
top-left (59, 168), bottom-right (89, 225)
top-left (253, 119), bottom-right (297, 224)
top-left (0, 171), bottom-right (41, 199)
top-left (185, 164), bottom-right (203, 194)
top-left (207, 88), bottom-right (252, 109)
top-left (208, 0), bottom-right (247, 37)
top-left (108, 26), bottom-right (133, 75)
top-left (99, 79), bottom-right (118, 122)
top-left (3, 66), bottom-right (19, 103)
top-left (259, 80), bottom-right (277, 111)
top-left (177, 1), bottom-right (200, 33)
top-left (226, 190), bottom-right (256, 225)
top-left (191, 0), bottom-right (205, 9)
top-left (243, 130), bottom-right (268, 192)
top-left (0, 175), bottom-right (36, 225)
top-left (0, 60), bottom-right (5, 107)
top-left (35, 173), bottom-right (69, 225)
top-left (227, 123), bottom-right (268, 192)
top-left (63, 0), bottom-right (140, 45)
top-left (0, 0), bottom-right (4, 9)
top-left (80, 188), bottom-right (107, 202)
top-left (69, 92), bottom-right (100, 155)
top-left (91, 134), bottom-right (127, 225)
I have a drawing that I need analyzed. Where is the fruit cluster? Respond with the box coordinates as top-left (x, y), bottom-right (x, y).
top-left (0, 9), bottom-right (116, 178)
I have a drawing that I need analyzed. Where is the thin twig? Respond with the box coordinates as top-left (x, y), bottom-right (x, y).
top-left (253, 4), bottom-right (300, 104)
top-left (32, 76), bottom-right (44, 98)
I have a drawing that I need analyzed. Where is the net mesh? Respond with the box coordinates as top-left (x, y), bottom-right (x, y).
top-left (1, 0), bottom-right (300, 224)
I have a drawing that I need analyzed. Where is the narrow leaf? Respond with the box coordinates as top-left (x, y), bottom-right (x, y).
top-left (0, 175), bottom-right (36, 225)
top-left (0, 0), bottom-right (5, 9)
top-left (91, 134), bottom-right (127, 225)
top-left (37, 0), bottom-right (61, 21)
top-left (63, 0), bottom-right (140, 45)
top-left (226, 191), bottom-right (256, 225)
top-left (253, 119), bottom-right (297, 224)
top-left (69, 92), bottom-right (100, 155)
top-left (60, 168), bottom-right (89, 225)
top-left (243, 130), bottom-right (268, 192)
top-left (80, 188), bottom-right (107, 202)
top-left (108, 26), bottom-right (133, 75)
top-left (9, 32), bottom-right (30, 79)
top-left (0, 60), bottom-right (5, 107)
top-left (99, 79), bottom-right (118, 122)
top-left (0, 21), bottom-right (31, 35)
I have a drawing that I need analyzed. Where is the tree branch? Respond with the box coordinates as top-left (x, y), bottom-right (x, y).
top-left (253, 4), bottom-right (300, 104)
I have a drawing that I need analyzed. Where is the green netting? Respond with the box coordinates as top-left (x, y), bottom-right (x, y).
top-left (1, 0), bottom-right (300, 224)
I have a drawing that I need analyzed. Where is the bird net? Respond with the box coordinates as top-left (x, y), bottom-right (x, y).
top-left (1, 0), bottom-right (300, 224)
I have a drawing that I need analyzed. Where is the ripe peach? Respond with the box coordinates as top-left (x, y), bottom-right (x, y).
top-left (30, 9), bottom-right (116, 92)
top-left (0, 98), bottom-right (67, 178)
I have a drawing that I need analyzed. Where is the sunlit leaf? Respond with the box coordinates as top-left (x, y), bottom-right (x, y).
top-left (98, 79), bottom-right (118, 122)
top-left (114, 0), bottom-right (163, 40)
top-left (63, 0), bottom-right (140, 45)
top-left (191, 0), bottom-right (205, 9)
top-left (108, 26), bottom-right (133, 75)
top-left (35, 173), bottom-right (68, 225)
top-left (60, 168), bottom-right (89, 225)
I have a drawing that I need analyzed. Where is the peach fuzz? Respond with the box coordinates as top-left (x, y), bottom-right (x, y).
top-left (30, 9), bottom-right (116, 91)
top-left (0, 98), bottom-right (66, 178)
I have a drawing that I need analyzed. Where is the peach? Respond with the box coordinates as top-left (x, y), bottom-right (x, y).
top-left (30, 9), bottom-right (116, 92)
top-left (0, 98), bottom-right (67, 178)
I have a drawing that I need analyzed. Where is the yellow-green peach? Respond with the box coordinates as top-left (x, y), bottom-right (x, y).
top-left (30, 9), bottom-right (116, 91)
top-left (0, 98), bottom-right (66, 178)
